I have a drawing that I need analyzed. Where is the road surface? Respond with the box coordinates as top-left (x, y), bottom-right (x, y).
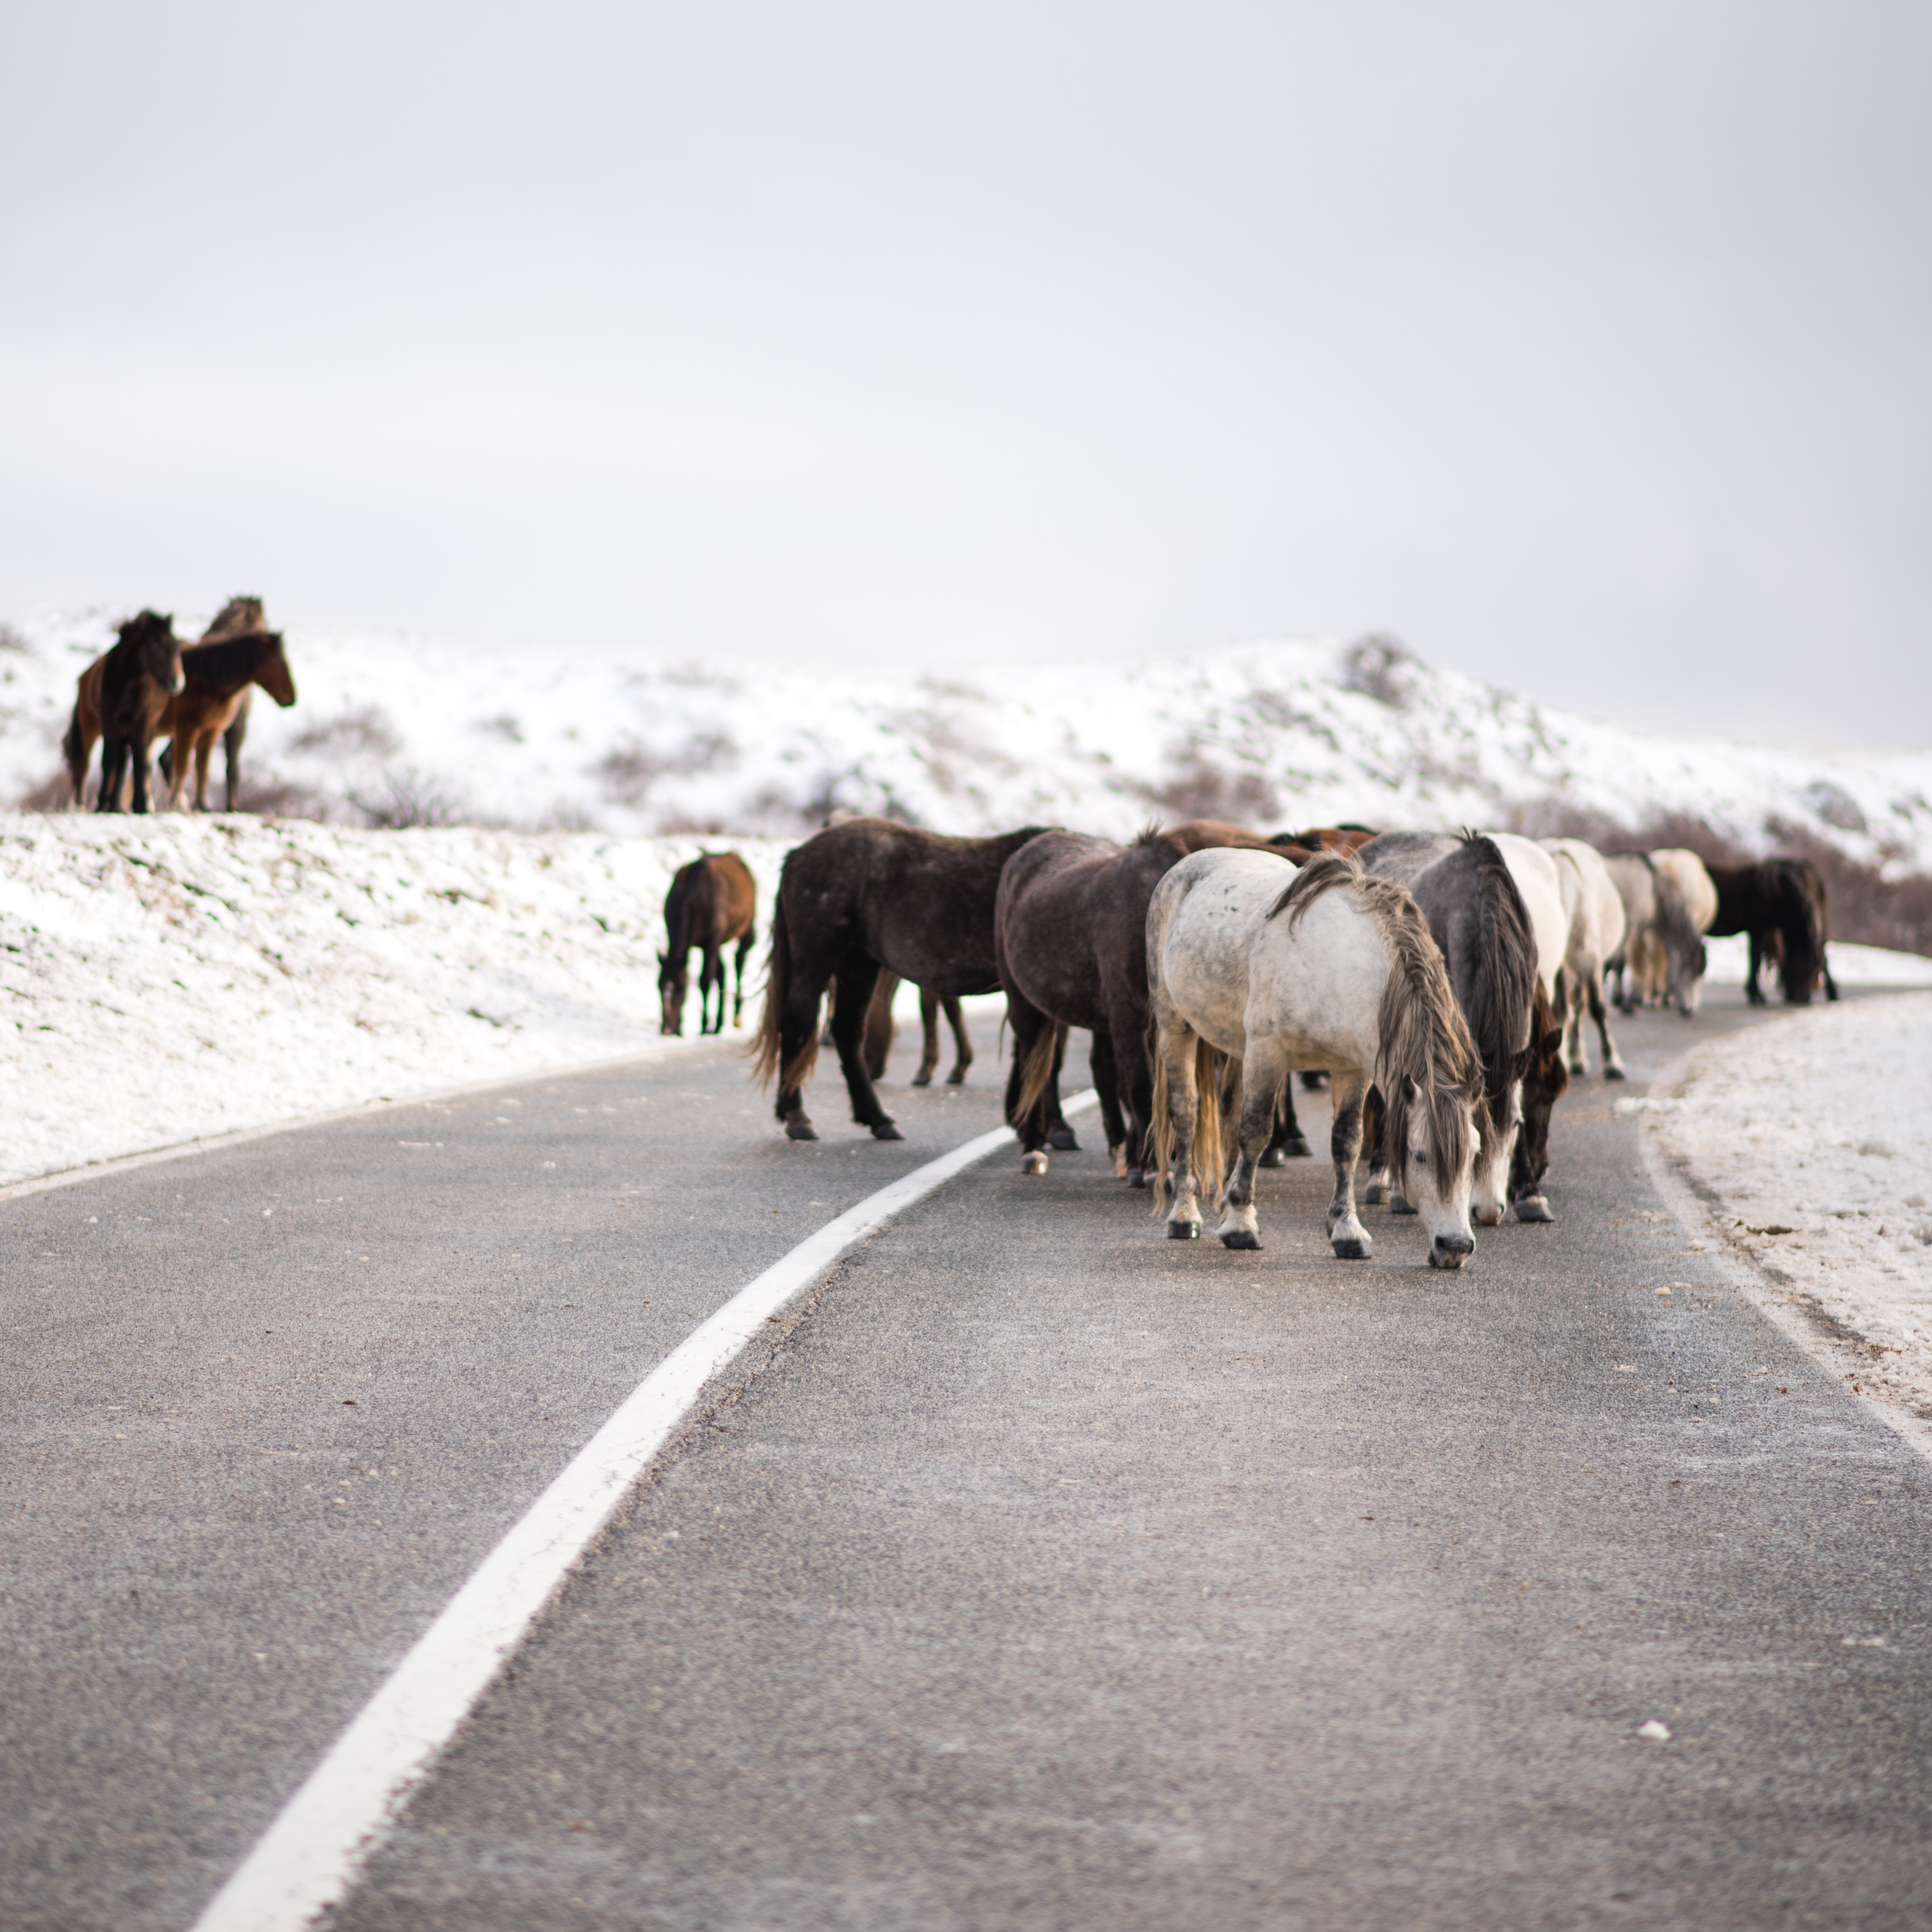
top-left (3, 987), bottom-right (1930, 1929)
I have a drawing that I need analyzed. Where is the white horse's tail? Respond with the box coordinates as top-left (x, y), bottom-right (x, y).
top-left (1150, 1030), bottom-right (1230, 1212)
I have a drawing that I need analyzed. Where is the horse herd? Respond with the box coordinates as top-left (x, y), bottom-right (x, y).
top-left (60, 599), bottom-right (297, 813)
top-left (660, 816), bottom-right (1836, 1272)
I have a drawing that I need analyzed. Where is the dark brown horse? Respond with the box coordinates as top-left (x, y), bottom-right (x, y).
top-left (1707, 858), bottom-right (1837, 1004)
top-left (158, 630), bottom-right (297, 809)
top-left (996, 822), bottom-right (1308, 1185)
top-left (660, 853), bottom-right (758, 1035)
top-left (752, 818), bottom-right (1049, 1140)
top-left (67, 612), bottom-right (187, 815)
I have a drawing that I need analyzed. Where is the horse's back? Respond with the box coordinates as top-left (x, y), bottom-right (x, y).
top-left (1148, 847), bottom-right (1297, 1054)
top-left (1651, 848), bottom-right (1718, 933)
top-left (1246, 885), bottom-right (1391, 1071)
top-left (1482, 832), bottom-right (1567, 993)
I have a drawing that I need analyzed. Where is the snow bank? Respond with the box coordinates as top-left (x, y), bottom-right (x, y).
top-left (7, 614), bottom-right (1931, 876)
top-left (0, 815), bottom-right (788, 1186)
top-left (1702, 934), bottom-right (1932, 990)
top-left (1645, 992), bottom-right (1932, 1439)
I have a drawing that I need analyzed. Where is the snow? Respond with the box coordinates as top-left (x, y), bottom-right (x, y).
top-left (6, 614), bottom-right (1932, 874)
top-left (1702, 934), bottom-right (1932, 990)
top-left (1647, 992), bottom-right (1932, 1440)
top-left (0, 815), bottom-right (788, 1186)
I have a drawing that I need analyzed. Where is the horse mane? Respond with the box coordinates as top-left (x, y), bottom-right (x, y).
top-left (184, 631), bottom-right (281, 688)
top-left (202, 596), bottom-right (266, 641)
top-left (1267, 852), bottom-right (1485, 1203)
top-left (1763, 858), bottom-right (1825, 1001)
top-left (1451, 831), bottom-right (1536, 1119)
top-left (113, 609), bottom-right (174, 655)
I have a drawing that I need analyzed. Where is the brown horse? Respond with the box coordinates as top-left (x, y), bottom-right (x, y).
top-left (1269, 824), bottom-right (1380, 862)
top-left (659, 853), bottom-right (757, 1035)
top-left (854, 973), bottom-right (974, 1086)
top-left (996, 822), bottom-right (1309, 1186)
top-left (65, 612), bottom-right (187, 815)
top-left (158, 630), bottom-right (297, 809)
top-left (752, 818), bottom-right (1050, 1140)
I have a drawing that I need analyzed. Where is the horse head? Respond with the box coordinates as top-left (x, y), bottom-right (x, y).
top-left (255, 633), bottom-right (298, 707)
top-left (657, 948), bottom-right (685, 1036)
top-left (123, 610), bottom-right (186, 695)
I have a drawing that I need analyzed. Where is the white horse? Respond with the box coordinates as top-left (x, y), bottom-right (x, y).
top-left (1146, 849), bottom-right (1485, 1269)
top-left (1603, 850), bottom-right (1712, 1016)
top-left (1539, 837), bottom-right (1628, 1077)
top-left (1651, 848), bottom-right (1718, 1013)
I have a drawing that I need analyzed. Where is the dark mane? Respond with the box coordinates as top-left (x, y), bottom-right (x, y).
top-left (1452, 831), bottom-right (1537, 1121)
top-left (183, 631), bottom-right (282, 689)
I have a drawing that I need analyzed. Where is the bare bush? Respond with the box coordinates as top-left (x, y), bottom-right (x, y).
top-left (1341, 633), bottom-right (1420, 709)
top-left (592, 730), bottom-right (736, 806)
top-left (0, 623), bottom-right (32, 656)
top-left (292, 705), bottom-right (404, 758)
top-left (347, 766), bottom-right (471, 829)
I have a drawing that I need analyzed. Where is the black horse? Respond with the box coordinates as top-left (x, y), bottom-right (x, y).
top-left (93, 612), bottom-right (187, 814)
top-left (752, 819), bottom-right (1050, 1140)
top-left (1707, 859), bottom-right (1838, 1004)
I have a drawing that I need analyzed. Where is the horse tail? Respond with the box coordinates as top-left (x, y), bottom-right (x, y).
top-left (1771, 859), bottom-right (1826, 1003)
top-left (61, 703), bottom-right (87, 805)
top-left (1013, 1015), bottom-right (1069, 1128)
top-left (1459, 834), bottom-right (1537, 1122)
top-left (1370, 880), bottom-right (1486, 1202)
top-left (750, 876), bottom-right (810, 1091)
top-left (1150, 1031), bottom-right (1229, 1216)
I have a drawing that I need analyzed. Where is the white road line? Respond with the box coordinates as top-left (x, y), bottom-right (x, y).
top-left (190, 1091), bottom-right (1097, 1932)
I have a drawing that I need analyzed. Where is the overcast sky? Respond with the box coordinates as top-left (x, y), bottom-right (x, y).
top-left (2, 1), bottom-right (1926, 745)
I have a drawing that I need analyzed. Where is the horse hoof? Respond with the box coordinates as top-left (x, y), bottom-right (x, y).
top-left (1514, 1196), bottom-right (1555, 1223)
top-left (1221, 1229), bottom-right (1261, 1250)
top-left (784, 1120), bottom-right (819, 1142)
top-left (871, 1121), bottom-right (905, 1141)
top-left (910, 1073), bottom-right (933, 1088)
top-left (946, 1072), bottom-right (968, 1085)
top-left (1127, 1169), bottom-right (1148, 1190)
top-left (1258, 1146), bottom-right (1287, 1169)
top-left (1167, 1221), bottom-right (1200, 1241)
top-left (1022, 1151), bottom-right (1049, 1176)
top-left (1048, 1125), bottom-right (1079, 1152)
top-left (1331, 1238), bottom-right (1371, 1260)
top-left (1389, 1193), bottom-right (1416, 1216)
top-left (1283, 1138), bottom-right (1312, 1159)
top-left (1604, 1065), bottom-right (1627, 1081)
top-left (1363, 1182), bottom-right (1384, 1205)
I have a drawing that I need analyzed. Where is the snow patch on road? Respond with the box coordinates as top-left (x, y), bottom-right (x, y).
top-left (1649, 992), bottom-right (1932, 1440)
top-left (0, 814), bottom-right (788, 1185)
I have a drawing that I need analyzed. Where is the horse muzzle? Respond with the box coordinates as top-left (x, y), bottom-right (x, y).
top-left (1428, 1232), bottom-right (1475, 1270)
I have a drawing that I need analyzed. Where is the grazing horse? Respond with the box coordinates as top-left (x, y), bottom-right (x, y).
top-left (658, 853), bottom-right (757, 1035)
top-left (1147, 848), bottom-right (1484, 1267)
top-left (1508, 979), bottom-right (1571, 1221)
top-left (1708, 858), bottom-right (1838, 1004)
top-left (1356, 832), bottom-right (1539, 1227)
top-left (1538, 836), bottom-right (1629, 1076)
top-left (158, 630), bottom-right (297, 809)
top-left (67, 612), bottom-right (187, 815)
top-left (997, 826), bottom-right (1302, 1186)
top-left (753, 818), bottom-right (1049, 1140)
top-left (1603, 852), bottom-right (1706, 1015)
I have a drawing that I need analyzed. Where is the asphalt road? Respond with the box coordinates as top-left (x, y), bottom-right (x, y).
top-left (6, 988), bottom-right (1932, 1929)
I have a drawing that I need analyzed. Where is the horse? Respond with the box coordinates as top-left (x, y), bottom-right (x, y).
top-left (658, 853), bottom-right (757, 1036)
top-left (1538, 836), bottom-right (1629, 1076)
top-left (1508, 978), bottom-right (1571, 1221)
top-left (996, 825), bottom-right (1306, 1186)
top-left (1268, 824), bottom-right (1380, 862)
top-left (752, 818), bottom-right (1050, 1140)
top-left (853, 972), bottom-right (974, 1085)
top-left (65, 596), bottom-right (260, 809)
top-left (65, 612), bottom-right (187, 815)
top-left (1602, 852), bottom-right (1706, 1015)
top-left (157, 630), bottom-right (297, 809)
top-left (1147, 848), bottom-right (1484, 1268)
top-left (1707, 858), bottom-right (1837, 1004)
top-left (1355, 831), bottom-right (1540, 1227)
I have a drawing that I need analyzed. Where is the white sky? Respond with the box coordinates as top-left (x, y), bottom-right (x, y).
top-left (2, 1), bottom-right (1927, 746)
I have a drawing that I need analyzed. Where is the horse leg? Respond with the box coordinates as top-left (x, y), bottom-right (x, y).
top-left (1002, 988), bottom-right (1055, 1172)
top-left (1823, 953), bottom-right (1839, 1002)
top-left (1745, 929), bottom-right (1767, 1006)
top-left (709, 945), bottom-right (730, 1033)
top-left (1325, 1072), bottom-right (1373, 1259)
top-left (942, 996), bottom-right (972, 1084)
top-left (1043, 1030), bottom-right (1079, 1151)
top-left (1260, 1076), bottom-right (1311, 1166)
top-left (1157, 1021), bottom-right (1203, 1240)
top-left (774, 966), bottom-right (834, 1142)
top-left (1361, 1084), bottom-right (1393, 1205)
top-left (127, 730), bottom-right (153, 815)
top-left (910, 986), bottom-right (940, 1086)
top-left (1218, 1044), bottom-right (1287, 1249)
top-left (95, 735), bottom-right (126, 814)
top-left (732, 932), bottom-right (753, 1029)
top-left (829, 958), bottom-right (901, 1140)
top-left (1088, 1029), bottom-right (1129, 1178)
top-left (862, 970), bottom-right (898, 1078)
top-left (1590, 975), bottom-right (1626, 1079)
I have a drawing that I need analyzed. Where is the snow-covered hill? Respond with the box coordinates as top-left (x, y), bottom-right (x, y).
top-left (6, 612), bottom-right (1930, 876)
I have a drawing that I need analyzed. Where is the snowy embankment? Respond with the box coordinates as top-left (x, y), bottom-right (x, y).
top-left (7, 612), bottom-right (1932, 875)
top-left (1640, 991), bottom-right (1932, 1444)
top-left (0, 815), bottom-right (788, 1187)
